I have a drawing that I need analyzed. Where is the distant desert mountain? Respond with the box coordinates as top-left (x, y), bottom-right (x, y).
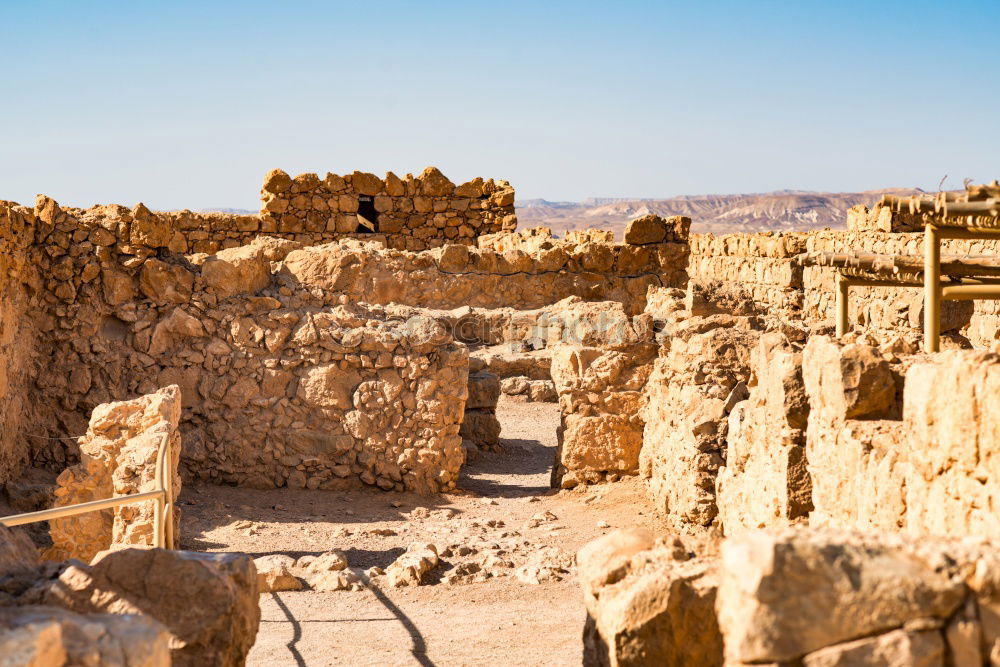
top-left (196, 208), bottom-right (256, 214)
top-left (516, 188), bottom-right (925, 238)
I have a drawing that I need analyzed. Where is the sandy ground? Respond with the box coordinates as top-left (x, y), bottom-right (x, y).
top-left (175, 395), bottom-right (668, 666)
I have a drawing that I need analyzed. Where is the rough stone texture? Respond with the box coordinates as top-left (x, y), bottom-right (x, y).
top-left (716, 528), bottom-right (970, 664)
top-left (0, 202), bottom-right (36, 485)
top-left (802, 336), bottom-right (908, 532)
top-left (716, 332), bottom-right (811, 534)
top-left (577, 529), bottom-right (722, 666)
top-left (386, 542), bottom-right (440, 587)
top-left (0, 605), bottom-right (172, 667)
top-left (279, 232), bottom-right (687, 316)
top-left (801, 628), bottom-right (945, 666)
top-left (47, 386), bottom-right (182, 562)
top-left (260, 167), bottom-right (517, 252)
top-left (27, 229), bottom-right (471, 493)
top-left (623, 214), bottom-right (690, 246)
top-left (639, 317), bottom-right (759, 525)
top-left (0, 524), bottom-right (40, 579)
top-left (549, 301), bottom-right (657, 488)
top-left (903, 351), bottom-right (1000, 538)
top-left (689, 230), bottom-right (1000, 345)
top-left (460, 371), bottom-right (502, 450)
top-left (30, 547), bottom-right (260, 667)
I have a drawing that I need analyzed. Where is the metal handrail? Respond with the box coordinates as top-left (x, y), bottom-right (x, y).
top-left (0, 428), bottom-right (175, 550)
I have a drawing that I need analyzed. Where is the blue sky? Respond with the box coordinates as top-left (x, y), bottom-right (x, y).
top-left (1, 0), bottom-right (997, 209)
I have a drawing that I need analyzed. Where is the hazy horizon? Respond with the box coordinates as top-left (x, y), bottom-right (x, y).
top-left (2, 0), bottom-right (997, 210)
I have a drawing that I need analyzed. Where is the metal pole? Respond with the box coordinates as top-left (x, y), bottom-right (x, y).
top-left (0, 490), bottom-right (164, 527)
top-left (941, 284), bottom-right (1000, 300)
top-left (836, 272), bottom-right (849, 337)
top-left (924, 224), bottom-right (941, 353)
top-left (153, 434), bottom-right (166, 549)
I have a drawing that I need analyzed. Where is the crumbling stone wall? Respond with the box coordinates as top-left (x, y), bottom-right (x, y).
top-left (260, 166), bottom-right (517, 251)
top-left (903, 350), bottom-right (1000, 537)
top-left (280, 230), bottom-right (688, 316)
top-left (47, 386), bottom-right (182, 562)
top-left (549, 301), bottom-right (657, 488)
top-left (577, 525), bottom-right (1000, 667)
top-left (639, 315), bottom-right (759, 525)
top-left (688, 233), bottom-right (806, 316)
top-left (0, 203), bottom-right (36, 484)
top-left (689, 230), bottom-right (1000, 345)
top-left (802, 336), bottom-right (908, 532)
top-left (24, 206), bottom-right (470, 492)
top-left (715, 332), bottom-right (811, 534)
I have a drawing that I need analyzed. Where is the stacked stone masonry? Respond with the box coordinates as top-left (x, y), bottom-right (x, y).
top-left (260, 166), bottom-right (517, 251)
top-left (688, 230), bottom-right (1000, 346)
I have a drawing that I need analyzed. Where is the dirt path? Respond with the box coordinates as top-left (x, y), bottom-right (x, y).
top-left (180, 396), bottom-right (667, 666)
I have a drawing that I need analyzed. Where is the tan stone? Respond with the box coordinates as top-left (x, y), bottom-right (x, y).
top-left (201, 244), bottom-right (271, 298)
top-left (716, 528), bottom-right (965, 664)
top-left (47, 386), bottom-right (182, 562)
top-left (577, 530), bottom-right (722, 666)
top-left (139, 258), bottom-right (194, 304)
top-left (417, 167), bottom-right (455, 197)
top-left (386, 543), bottom-right (439, 587)
top-left (801, 629), bottom-right (945, 667)
top-left (35, 548), bottom-right (260, 667)
top-left (0, 606), bottom-right (172, 667)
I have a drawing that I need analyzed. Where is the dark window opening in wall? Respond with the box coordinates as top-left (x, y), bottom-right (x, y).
top-left (356, 196), bottom-right (378, 233)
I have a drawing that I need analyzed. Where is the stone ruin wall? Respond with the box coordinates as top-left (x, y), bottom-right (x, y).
top-left (280, 227), bottom-right (688, 319)
top-left (32, 165), bottom-right (514, 260)
top-left (0, 190), bottom-right (692, 493)
top-left (0, 203), bottom-right (36, 483)
top-left (259, 166), bottom-right (517, 251)
top-left (688, 228), bottom-right (1000, 346)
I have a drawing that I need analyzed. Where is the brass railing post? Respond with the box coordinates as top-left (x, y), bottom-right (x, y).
top-left (836, 272), bottom-right (849, 337)
top-left (924, 224), bottom-right (941, 353)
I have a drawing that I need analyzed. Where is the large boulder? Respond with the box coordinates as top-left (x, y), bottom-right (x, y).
top-left (577, 530), bottom-right (722, 666)
top-left (0, 525), bottom-right (40, 579)
top-left (201, 245), bottom-right (271, 298)
top-left (31, 548), bottom-right (260, 667)
top-left (716, 528), bottom-right (966, 664)
top-left (0, 605), bottom-right (171, 667)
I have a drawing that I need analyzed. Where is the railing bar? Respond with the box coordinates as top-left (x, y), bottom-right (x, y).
top-left (0, 490), bottom-right (165, 527)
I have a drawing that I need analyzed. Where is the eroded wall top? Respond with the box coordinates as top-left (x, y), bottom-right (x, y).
top-left (259, 166), bottom-right (517, 250)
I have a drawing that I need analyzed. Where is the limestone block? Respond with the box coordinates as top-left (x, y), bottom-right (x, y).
top-left (35, 548), bottom-right (260, 667)
top-left (386, 543), bottom-right (439, 587)
top-left (460, 410), bottom-right (501, 449)
top-left (716, 528), bottom-right (965, 664)
top-left (801, 629), bottom-right (945, 666)
top-left (138, 258), bottom-right (194, 304)
top-left (47, 386), bottom-right (182, 562)
top-left (130, 203), bottom-right (172, 248)
top-left (577, 530), bottom-right (722, 667)
top-left (201, 244), bottom-right (271, 297)
top-left (903, 351), bottom-right (1000, 538)
top-left (0, 606), bottom-right (171, 667)
top-left (624, 215), bottom-right (668, 245)
top-left (802, 336), bottom-right (896, 420)
top-left (466, 372), bottom-right (500, 410)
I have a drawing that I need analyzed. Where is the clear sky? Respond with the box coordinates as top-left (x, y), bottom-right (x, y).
top-left (1, 0), bottom-right (998, 210)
